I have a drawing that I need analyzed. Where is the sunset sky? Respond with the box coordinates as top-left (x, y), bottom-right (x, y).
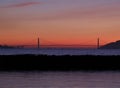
top-left (0, 0), bottom-right (120, 46)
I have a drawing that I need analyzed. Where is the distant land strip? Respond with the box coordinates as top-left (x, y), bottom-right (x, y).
top-left (0, 44), bottom-right (98, 48)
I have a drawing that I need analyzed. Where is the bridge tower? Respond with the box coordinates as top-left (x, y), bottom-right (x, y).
top-left (38, 37), bottom-right (40, 48)
top-left (97, 38), bottom-right (100, 49)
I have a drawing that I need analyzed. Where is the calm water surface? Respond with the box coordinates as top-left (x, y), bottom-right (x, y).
top-left (0, 71), bottom-right (120, 88)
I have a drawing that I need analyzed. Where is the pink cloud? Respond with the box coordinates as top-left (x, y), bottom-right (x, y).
top-left (39, 3), bottom-right (120, 20)
top-left (0, 2), bottom-right (43, 8)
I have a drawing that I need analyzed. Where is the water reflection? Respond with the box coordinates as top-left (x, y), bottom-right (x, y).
top-left (0, 71), bottom-right (120, 88)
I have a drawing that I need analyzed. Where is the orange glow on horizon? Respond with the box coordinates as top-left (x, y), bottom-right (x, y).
top-left (0, 0), bottom-right (120, 48)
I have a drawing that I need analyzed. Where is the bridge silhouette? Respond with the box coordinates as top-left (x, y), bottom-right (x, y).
top-left (14, 37), bottom-right (106, 49)
top-left (20, 44), bottom-right (97, 48)
top-left (6, 38), bottom-right (107, 48)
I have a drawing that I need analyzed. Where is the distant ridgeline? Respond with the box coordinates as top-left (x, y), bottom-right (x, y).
top-left (0, 45), bottom-right (23, 49)
top-left (100, 40), bottom-right (120, 49)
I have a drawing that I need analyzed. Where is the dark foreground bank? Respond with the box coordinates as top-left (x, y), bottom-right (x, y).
top-left (0, 55), bottom-right (120, 71)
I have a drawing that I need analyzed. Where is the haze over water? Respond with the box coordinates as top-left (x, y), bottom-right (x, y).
top-left (0, 48), bottom-right (120, 55)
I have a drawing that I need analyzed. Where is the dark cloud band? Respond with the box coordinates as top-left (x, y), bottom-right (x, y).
top-left (0, 2), bottom-right (43, 8)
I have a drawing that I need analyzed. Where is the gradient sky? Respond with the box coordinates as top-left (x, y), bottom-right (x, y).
top-left (0, 0), bottom-right (120, 46)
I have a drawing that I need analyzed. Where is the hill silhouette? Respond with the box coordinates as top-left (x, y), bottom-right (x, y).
top-left (0, 45), bottom-right (14, 48)
top-left (0, 45), bottom-right (22, 49)
top-left (100, 40), bottom-right (120, 49)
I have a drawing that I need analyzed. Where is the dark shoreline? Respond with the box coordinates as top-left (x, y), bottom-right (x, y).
top-left (0, 55), bottom-right (120, 71)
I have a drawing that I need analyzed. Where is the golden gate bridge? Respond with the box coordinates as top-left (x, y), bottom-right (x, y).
top-left (14, 37), bottom-right (105, 49)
